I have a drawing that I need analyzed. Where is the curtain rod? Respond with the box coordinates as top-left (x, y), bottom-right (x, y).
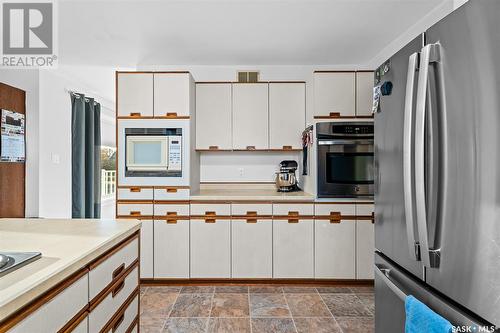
top-left (65, 88), bottom-right (114, 112)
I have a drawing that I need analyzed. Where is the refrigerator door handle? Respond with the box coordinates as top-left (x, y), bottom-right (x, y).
top-left (415, 43), bottom-right (442, 268)
top-left (403, 52), bottom-right (420, 261)
top-left (374, 263), bottom-right (407, 301)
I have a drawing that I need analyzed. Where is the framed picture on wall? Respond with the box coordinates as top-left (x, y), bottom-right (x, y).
top-left (1, 109), bottom-right (25, 162)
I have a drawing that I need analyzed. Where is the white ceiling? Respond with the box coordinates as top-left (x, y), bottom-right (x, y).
top-left (58, 0), bottom-right (446, 67)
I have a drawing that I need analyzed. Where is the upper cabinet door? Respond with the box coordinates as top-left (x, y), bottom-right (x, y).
top-left (195, 83), bottom-right (232, 150)
top-left (154, 73), bottom-right (190, 117)
top-left (117, 73), bottom-right (153, 117)
top-left (313, 72), bottom-right (355, 117)
top-left (269, 82), bottom-right (305, 150)
top-left (356, 72), bottom-right (374, 117)
top-left (232, 83), bottom-right (269, 150)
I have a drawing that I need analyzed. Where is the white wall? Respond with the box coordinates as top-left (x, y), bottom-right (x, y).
top-left (37, 66), bottom-right (119, 218)
top-left (0, 69), bottom-right (40, 217)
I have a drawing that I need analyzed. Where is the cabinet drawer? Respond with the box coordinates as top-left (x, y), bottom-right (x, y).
top-left (9, 272), bottom-right (89, 333)
top-left (89, 266), bottom-right (139, 333)
top-left (117, 187), bottom-right (153, 200)
top-left (314, 204), bottom-right (356, 222)
top-left (154, 204), bottom-right (190, 217)
top-left (154, 187), bottom-right (190, 200)
top-left (231, 203), bottom-right (272, 216)
top-left (117, 203), bottom-right (153, 217)
top-left (70, 314), bottom-right (88, 333)
top-left (273, 203), bottom-right (313, 216)
top-left (190, 203), bottom-right (230, 216)
top-left (103, 294), bottom-right (139, 333)
top-left (89, 236), bottom-right (139, 300)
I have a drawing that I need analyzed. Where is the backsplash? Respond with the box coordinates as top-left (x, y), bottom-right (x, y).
top-left (200, 151), bottom-right (301, 183)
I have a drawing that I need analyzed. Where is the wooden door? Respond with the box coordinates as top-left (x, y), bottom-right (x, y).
top-left (0, 82), bottom-right (25, 217)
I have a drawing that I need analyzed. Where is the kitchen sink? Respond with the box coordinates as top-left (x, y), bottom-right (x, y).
top-left (0, 252), bottom-right (42, 277)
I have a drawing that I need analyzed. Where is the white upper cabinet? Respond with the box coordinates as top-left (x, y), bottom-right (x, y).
top-left (154, 73), bottom-right (191, 117)
top-left (313, 72), bottom-right (355, 117)
top-left (269, 82), bottom-right (305, 150)
top-left (232, 83), bottom-right (269, 150)
top-left (195, 83), bottom-right (232, 150)
top-left (117, 73), bottom-right (153, 117)
top-left (356, 72), bottom-right (374, 117)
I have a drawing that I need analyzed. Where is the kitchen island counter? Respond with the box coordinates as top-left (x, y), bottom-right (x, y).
top-left (0, 218), bottom-right (140, 322)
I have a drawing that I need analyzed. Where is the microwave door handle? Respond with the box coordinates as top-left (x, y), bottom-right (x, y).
top-left (415, 43), bottom-right (442, 269)
top-left (403, 52), bottom-right (420, 261)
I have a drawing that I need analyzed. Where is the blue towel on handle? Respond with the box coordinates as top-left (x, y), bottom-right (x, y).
top-left (405, 295), bottom-right (453, 333)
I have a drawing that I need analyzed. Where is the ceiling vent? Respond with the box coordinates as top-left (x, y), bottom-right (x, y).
top-left (237, 71), bottom-right (259, 83)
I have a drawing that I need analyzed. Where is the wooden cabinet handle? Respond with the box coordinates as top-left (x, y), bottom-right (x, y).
top-left (204, 218), bottom-right (216, 223)
top-left (287, 218), bottom-right (299, 223)
top-left (246, 146), bottom-right (256, 150)
top-left (112, 280), bottom-right (125, 297)
top-left (372, 212), bottom-right (375, 224)
top-left (112, 263), bottom-right (125, 279)
top-left (166, 112), bottom-right (178, 117)
top-left (129, 112), bottom-right (141, 117)
top-left (209, 146), bottom-right (219, 150)
top-left (130, 187), bottom-right (141, 193)
top-left (166, 212), bottom-right (178, 216)
top-left (112, 313), bottom-right (125, 333)
top-left (329, 211), bottom-right (341, 224)
top-left (282, 145), bottom-right (292, 150)
top-left (205, 211), bottom-right (216, 216)
top-left (329, 112), bottom-right (340, 118)
top-left (288, 211), bottom-right (299, 216)
top-left (246, 218), bottom-right (258, 223)
top-left (246, 211), bottom-right (257, 216)
top-left (130, 211), bottom-right (141, 216)
top-left (166, 188), bottom-right (178, 193)
top-left (166, 219), bottom-right (177, 224)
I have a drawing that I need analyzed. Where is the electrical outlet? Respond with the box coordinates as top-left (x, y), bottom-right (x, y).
top-left (51, 153), bottom-right (60, 164)
top-left (238, 168), bottom-right (244, 177)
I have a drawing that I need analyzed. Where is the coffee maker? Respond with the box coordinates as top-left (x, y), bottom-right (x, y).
top-left (275, 160), bottom-right (300, 192)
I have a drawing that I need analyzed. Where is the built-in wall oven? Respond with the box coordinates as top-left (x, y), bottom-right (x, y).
top-left (118, 119), bottom-right (190, 186)
top-left (316, 122), bottom-right (374, 198)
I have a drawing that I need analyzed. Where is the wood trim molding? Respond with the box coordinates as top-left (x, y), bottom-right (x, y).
top-left (116, 200), bottom-right (154, 204)
top-left (90, 260), bottom-right (139, 311)
top-left (58, 308), bottom-right (88, 333)
top-left (141, 278), bottom-right (374, 285)
top-left (0, 268), bottom-right (89, 333)
top-left (153, 200), bottom-right (190, 205)
top-left (99, 288), bottom-right (139, 333)
top-left (88, 232), bottom-right (139, 270)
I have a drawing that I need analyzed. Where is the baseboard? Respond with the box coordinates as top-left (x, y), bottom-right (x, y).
top-left (140, 278), bottom-right (374, 286)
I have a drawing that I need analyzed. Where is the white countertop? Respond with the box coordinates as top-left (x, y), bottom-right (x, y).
top-left (0, 218), bottom-right (141, 322)
top-left (190, 183), bottom-right (315, 201)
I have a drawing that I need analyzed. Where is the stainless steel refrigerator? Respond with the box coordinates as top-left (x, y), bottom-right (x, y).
top-left (374, 0), bottom-right (500, 331)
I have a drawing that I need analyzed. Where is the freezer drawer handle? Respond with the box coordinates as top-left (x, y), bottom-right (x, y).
top-left (374, 264), bottom-right (406, 301)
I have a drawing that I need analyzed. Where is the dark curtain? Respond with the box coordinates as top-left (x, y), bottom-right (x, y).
top-left (71, 93), bottom-right (101, 218)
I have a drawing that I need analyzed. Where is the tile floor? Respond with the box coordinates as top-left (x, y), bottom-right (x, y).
top-left (139, 284), bottom-right (374, 333)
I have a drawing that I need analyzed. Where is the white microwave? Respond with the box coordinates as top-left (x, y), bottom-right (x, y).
top-left (117, 119), bottom-right (190, 186)
top-left (125, 128), bottom-right (182, 177)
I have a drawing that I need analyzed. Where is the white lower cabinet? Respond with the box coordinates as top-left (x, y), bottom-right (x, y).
top-left (154, 219), bottom-right (190, 278)
top-left (273, 219), bottom-right (314, 278)
top-left (190, 219), bottom-right (231, 278)
top-left (232, 219), bottom-right (272, 278)
top-left (356, 204), bottom-right (375, 279)
top-left (314, 204), bottom-right (356, 279)
top-left (140, 220), bottom-right (154, 278)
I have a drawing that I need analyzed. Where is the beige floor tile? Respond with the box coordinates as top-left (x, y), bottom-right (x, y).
top-left (211, 293), bottom-right (250, 317)
top-left (336, 316), bottom-right (375, 333)
top-left (207, 318), bottom-right (251, 333)
top-left (169, 294), bottom-right (213, 317)
top-left (320, 294), bottom-right (372, 317)
top-left (294, 317), bottom-right (342, 333)
top-left (250, 294), bottom-right (291, 318)
top-left (251, 318), bottom-right (297, 333)
top-left (162, 318), bottom-right (208, 333)
top-left (285, 293), bottom-right (331, 317)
